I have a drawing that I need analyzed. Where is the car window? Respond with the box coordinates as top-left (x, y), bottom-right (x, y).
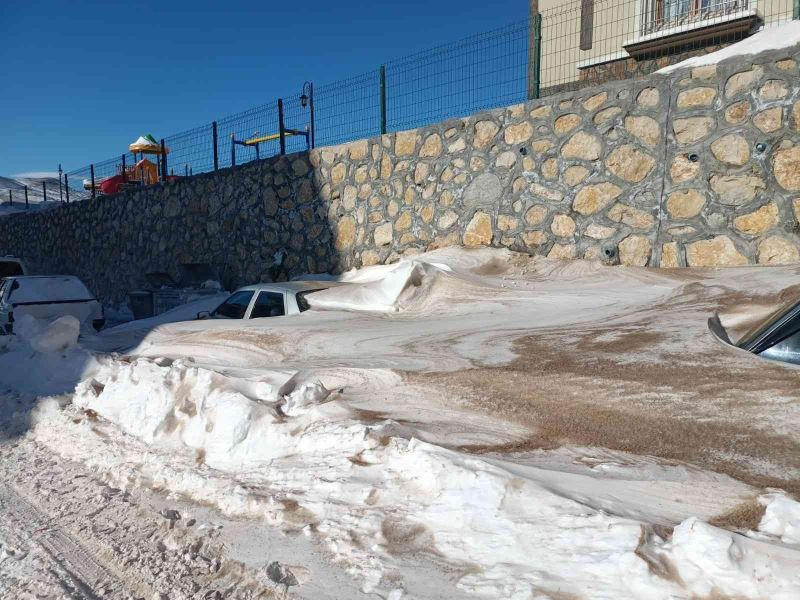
top-left (212, 291), bottom-right (254, 319)
top-left (250, 291), bottom-right (285, 318)
top-left (0, 261), bottom-right (24, 278)
top-left (296, 289), bottom-right (325, 312)
top-left (0, 279), bottom-right (8, 302)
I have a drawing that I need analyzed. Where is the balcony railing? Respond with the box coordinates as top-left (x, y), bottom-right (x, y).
top-left (640, 0), bottom-right (752, 35)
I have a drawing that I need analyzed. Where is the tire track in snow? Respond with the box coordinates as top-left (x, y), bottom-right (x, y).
top-left (0, 480), bottom-right (129, 599)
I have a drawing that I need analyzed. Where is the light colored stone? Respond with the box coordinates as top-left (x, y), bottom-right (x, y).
top-left (525, 205), bottom-right (549, 226)
top-left (554, 114), bottom-right (581, 135)
top-left (504, 121), bottom-right (534, 145)
top-left (414, 163), bottom-right (429, 185)
top-left (419, 134), bottom-right (443, 158)
top-left (586, 223), bottom-right (615, 239)
top-left (607, 203), bottom-right (654, 230)
top-left (395, 131), bottom-right (417, 156)
top-left (334, 216), bottom-right (356, 250)
top-left (583, 246), bottom-right (603, 261)
top-left (793, 198), bottom-right (800, 221)
top-left (691, 65), bottom-right (717, 80)
top-left (777, 59), bottom-right (796, 71)
top-left (541, 158), bottom-right (559, 180)
top-left (380, 155), bottom-right (392, 178)
top-left (532, 140), bottom-right (554, 153)
top-left (437, 210), bottom-right (459, 229)
top-left (498, 214), bottom-right (519, 232)
top-left (773, 145), bottom-right (800, 191)
top-left (710, 173), bottom-right (766, 205)
top-left (374, 222), bottom-right (393, 246)
top-left (348, 139), bottom-right (369, 160)
top-left (710, 133), bottom-right (750, 166)
top-left (758, 237), bottom-right (799, 265)
top-left (495, 151), bottom-right (517, 169)
top-left (594, 106), bottom-right (621, 124)
top-left (342, 185), bottom-right (357, 210)
top-left (470, 156), bottom-right (487, 171)
top-left (759, 79), bottom-right (788, 101)
top-left (522, 230), bottom-right (549, 247)
top-left (686, 236), bottom-right (748, 267)
top-left (438, 190), bottom-right (454, 207)
top-left (668, 226), bottom-right (697, 237)
top-left (530, 105), bottom-right (552, 119)
top-left (619, 235), bottom-right (652, 266)
top-left (573, 182), bottom-right (622, 215)
top-left (550, 214), bottom-right (576, 237)
top-left (530, 183), bottom-right (563, 203)
top-left (522, 156), bottom-right (535, 171)
top-left (794, 100), bottom-right (800, 132)
top-left (387, 200), bottom-right (399, 217)
top-left (660, 242), bottom-right (680, 268)
top-left (637, 88), bottom-right (660, 107)
top-left (666, 189), bottom-right (705, 219)
top-left (331, 162), bottom-right (347, 186)
top-left (725, 100), bottom-right (750, 124)
top-left (448, 137), bottom-right (466, 153)
top-left (725, 66), bottom-right (763, 98)
top-left (673, 117), bottom-right (714, 145)
top-left (670, 155), bottom-right (700, 183)
top-left (734, 202), bottom-right (779, 236)
top-left (625, 115), bottom-right (660, 148)
top-left (605, 145), bottom-right (656, 183)
top-left (361, 250), bottom-right (381, 267)
top-left (463, 211), bottom-right (493, 247)
top-left (419, 203), bottom-right (435, 224)
top-left (677, 87), bottom-right (717, 108)
top-left (583, 92), bottom-right (608, 112)
top-left (463, 173), bottom-right (502, 207)
top-left (561, 131), bottom-right (602, 160)
top-left (548, 244), bottom-right (576, 260)
top-left (753, 107), bottom-right (783, 133)
top-left (563, 165), bottom-right (590, 186)
top-left (395, 212), bottom-right (412, 231)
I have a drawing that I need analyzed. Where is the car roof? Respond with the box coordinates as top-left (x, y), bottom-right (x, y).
top-left (8, 275), bottom-right (81, 280)
top-left (233, 280), bottom-right (345, 294)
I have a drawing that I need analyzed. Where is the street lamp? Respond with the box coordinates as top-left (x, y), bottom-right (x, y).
top-left (300, 81), bottom-right (315, 149)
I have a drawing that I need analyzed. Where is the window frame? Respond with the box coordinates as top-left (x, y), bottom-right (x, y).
top-left (211, 290), bottom-right (256, 320)
top-left (248, 291), bottom-right (287, 319)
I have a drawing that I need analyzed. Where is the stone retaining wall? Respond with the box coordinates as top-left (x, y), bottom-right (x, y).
top-left (1, 42), bottom-right (799, 304)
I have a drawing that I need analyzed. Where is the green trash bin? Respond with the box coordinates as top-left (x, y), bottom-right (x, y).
top-left (128, 290), bottom-right (154, 320)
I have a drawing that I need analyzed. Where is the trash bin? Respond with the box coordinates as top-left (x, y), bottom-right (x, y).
top-left (128, 290), bottom-right (154, 320)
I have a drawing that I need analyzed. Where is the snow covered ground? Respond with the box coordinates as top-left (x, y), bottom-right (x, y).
top-left (2, 247), bottom-right (800, 599)
top-left (0, 173), bottom-right (88, 216)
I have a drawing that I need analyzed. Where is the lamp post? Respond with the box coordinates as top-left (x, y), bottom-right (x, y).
top-left (300, 81), bottom-right (315, 149)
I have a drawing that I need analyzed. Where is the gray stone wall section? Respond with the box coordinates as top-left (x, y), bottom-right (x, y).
top-left (1, 42), bottom-right (799, 305)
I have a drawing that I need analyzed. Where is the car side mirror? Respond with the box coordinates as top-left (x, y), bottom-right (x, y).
top-left (196, 310), bottom-right (211, 320)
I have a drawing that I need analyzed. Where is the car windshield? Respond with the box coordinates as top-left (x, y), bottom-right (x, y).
top-left (8, 277), bottom-right (94, 304)
top-left (212, 290), bottom-right (254, 319)
top-left (296, 289), bottom-right (326, 312)
top-left (737, 297), bottom-right (800, 350)
top-left (0, 261), bottom-right (24, 278)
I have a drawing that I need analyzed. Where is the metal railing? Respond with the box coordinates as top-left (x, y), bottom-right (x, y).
top-left (15, 0), bottom-right (790, 208)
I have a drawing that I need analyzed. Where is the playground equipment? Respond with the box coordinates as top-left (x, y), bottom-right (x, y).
top-left (83, 134), bottom-right (174, 195)
top-left (230, 98), bottom-right (312, 167)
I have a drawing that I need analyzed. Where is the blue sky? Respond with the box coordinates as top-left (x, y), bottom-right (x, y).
top-left (0, 0), bottom-right (527, 175)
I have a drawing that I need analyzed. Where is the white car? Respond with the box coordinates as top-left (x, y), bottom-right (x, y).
top-left (197, 281), bottom-right (340, 320)
top-left (0, 256), bottom-right (27, 278)
top-left (0, 275), bottom-right (105, 334)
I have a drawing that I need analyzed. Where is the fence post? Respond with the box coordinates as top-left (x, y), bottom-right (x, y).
top-left (230, 134), bottom-right (236, 167)
top-left (212, 121), bottom-right (219, 171)
top-left (7, 190), bottom-right (11, 206)
top-left (160, 139), bottom-right (168, 181)
top-left (25, 185), bottom-right (28, 209)
top-left (278, 98), bottom-right (286, 156)
top-left (90, 164), bottom-right (96, 199)
top-left (42, 180), bottom-right (47, 204)
top-left (795, 0), bottom-right (799, 19)
top-left (528, 13), bottom-right (542, 100)
top-left (65, 173), bottom-right (70, 203)
top-left (121, 154), bottom-right (127, 182)
top-left (58, 164), bottom-right (63, 202)
top-left (379, 65), bottom-right (387, 135)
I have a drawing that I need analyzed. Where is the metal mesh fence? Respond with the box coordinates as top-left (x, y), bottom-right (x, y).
top-left (55, 0), bottom-right (797, 204)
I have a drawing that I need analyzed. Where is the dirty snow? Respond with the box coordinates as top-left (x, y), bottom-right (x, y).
top-left (3, 247), bottom-right (800, 598)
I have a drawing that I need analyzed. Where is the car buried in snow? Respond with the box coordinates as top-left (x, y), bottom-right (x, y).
top-left (0, 275), bottom-right (105, 334)
top-left (0, 256), bottom-right (28, 278)
top-left (196, 281), bottom-right (341, 320)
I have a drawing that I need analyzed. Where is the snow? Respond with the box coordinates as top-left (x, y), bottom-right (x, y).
top-left (8, 276), bottom-right (93, 303)
top-left (3, 248), bottom-right (800, 598)
top-left (657, 20), bottom-right (800, 73)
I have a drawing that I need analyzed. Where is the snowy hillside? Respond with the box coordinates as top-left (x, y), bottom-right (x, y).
top-left (0, 173), bottom-right (88, 216)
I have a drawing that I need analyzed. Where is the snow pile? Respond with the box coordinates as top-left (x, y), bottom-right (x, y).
top-left (759, 493), bottom-right (800, 545)
top-left (658, 20), bottom-right (800, 73)
top-left (61, 354), bottom-right (800, 598)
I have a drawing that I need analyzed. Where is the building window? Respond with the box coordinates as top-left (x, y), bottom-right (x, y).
top-left (640, 0), bottom-right (750, 35)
